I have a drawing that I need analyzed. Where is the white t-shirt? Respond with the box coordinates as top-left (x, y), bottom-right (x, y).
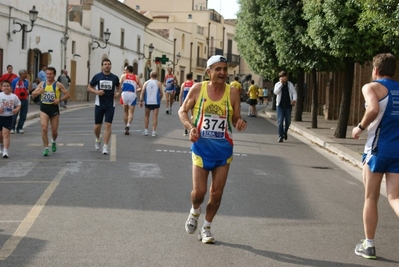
top-left (0, 92), bottom-right (21, 117)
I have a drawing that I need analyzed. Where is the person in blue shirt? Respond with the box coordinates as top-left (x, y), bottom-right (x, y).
top-left (352, 53), bottom-right (399, 260)
top-left (87, 58), bottom-right (121, 155)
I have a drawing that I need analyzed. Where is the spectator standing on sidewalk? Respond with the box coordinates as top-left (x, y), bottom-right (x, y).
top-left (57, 69), bottom-right (71, 108)
top-left (38, 65), bottom-right (47, 83)
top-left (10, 69), bottom-right (31, 134)
top-left (0, 65), bottom-right (18, 86)
top-left (273, 71), bottom-right (297, 143)
top-left (0, 80), bottom-right (21, 158)
top-left (32, 67), bottom-right (70, 156)
top-left (87, 58), bottom-right (121, 155)
top-left (352, 53), bottom-right (399, 260)
top-left (178, 55), bottom-right (247, 244)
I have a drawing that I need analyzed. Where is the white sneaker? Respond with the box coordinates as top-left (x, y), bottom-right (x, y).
top-left (185, 211), bottom-right (200, 234)
top-left (143, 130), bottom-right (149, 136)
top-left (102, 145), bottom-right (109, 155)
top-left (95, 136), bottom-right (102, 150)
top-left (18, 129), bottom-right (24, 134)
top-left (152, 131), bottom-right (157, 137)
top-left (198, 226), bottom-right (215, 244)
top-left (10, 130), bottom-right (15, 134)
top-left (2, 149), bottom-right (9, 158)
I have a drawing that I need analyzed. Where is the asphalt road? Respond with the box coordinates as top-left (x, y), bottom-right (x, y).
top-left (0, 103), bottom-right (398, 266)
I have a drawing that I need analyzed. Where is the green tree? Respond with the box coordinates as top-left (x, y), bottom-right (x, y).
top-left (303, 0), bottom-right (385, 138)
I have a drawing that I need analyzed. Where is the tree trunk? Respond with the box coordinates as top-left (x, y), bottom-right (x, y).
top-left (334, 58), bottom-right (355, 138)
top-left (294, 68), bottom-right (305, 121)
top-left (311, 67), bottom-right (318, 128)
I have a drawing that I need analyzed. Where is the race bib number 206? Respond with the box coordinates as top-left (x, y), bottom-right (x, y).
top-left (201, 114), bottom-right (226, 139)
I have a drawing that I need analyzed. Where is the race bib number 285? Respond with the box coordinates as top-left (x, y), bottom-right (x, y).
top-left (201, 114), bottom-right (226, 139)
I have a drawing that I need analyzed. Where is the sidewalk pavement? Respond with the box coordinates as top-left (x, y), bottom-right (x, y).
top-left (258, 104), bottom-right (364, 169)
top-left (23, 101), bottom-right (364, 169)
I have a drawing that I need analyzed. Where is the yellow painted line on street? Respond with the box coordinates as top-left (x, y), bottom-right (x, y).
top-left (110, 134), bottom-right (116, 162)
top-left (0, 167), bottom-right (67, 261)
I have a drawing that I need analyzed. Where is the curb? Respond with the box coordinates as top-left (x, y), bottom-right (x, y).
top-left (259, 109), bottom-right (363, 169)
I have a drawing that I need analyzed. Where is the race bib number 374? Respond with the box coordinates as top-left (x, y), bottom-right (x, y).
top-left (201, 114), bottom-right (226, 139)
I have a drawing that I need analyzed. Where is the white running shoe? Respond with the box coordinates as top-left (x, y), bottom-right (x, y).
top-left (152, 131), bottom-right (157, 137)
top-left (198, 226), bottom-right (215, 244)
top-left (185, 209), bottom-right (200, 234)
top-left (95, 136), bottom-right (102, 150)
top-left (102, 145), bottom-right (109, 155)
top-left (10, 130), bottom-right (15, 134)
top-left (2, 149), bottom-right (9, 158)
top-left (143, 130), bottom-right (149, 136)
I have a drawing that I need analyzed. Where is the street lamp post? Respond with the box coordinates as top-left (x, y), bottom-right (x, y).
top-left (138, 43), bottom-right (155, 60)
top-left (12, 5), bottom-right (38, 34)
top-left (92, 29), bottom-right (111, 50)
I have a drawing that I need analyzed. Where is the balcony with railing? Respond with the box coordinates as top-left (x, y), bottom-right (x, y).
top-left (226, 53), bottom-right (240, 67)
top-left (196, 57), bottom-right (207, 69)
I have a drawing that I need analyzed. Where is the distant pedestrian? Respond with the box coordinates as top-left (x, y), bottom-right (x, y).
top-left (31, 78), bottom-right (41, 104)
top-left (247, 80), bottom-right (258, 117)
top-left (0, 65), bottom-right (18, 85)
top-left (179, 73), bottom-right (194, 135)
top-left (87, 58), bottom-right (121, 155)
top-left (10, 69), bottom-right (31, 134)
top-left (57, 69), bottom-right (71, 108)
top-left (164, 67), bottom-right (176, 114)
top-left (38, 65), bottom-right (47, 83)
top-left (352, 53), bottom-right (399, 260)
top-left (139, 71), bottom-right (163, 137)
top-left (258, 85), bottom-right (264, 105)
top-left (32, 67), bottom-right (70, 156)
top-left (273, 71), bottom-right (297, 142)
top-left (0, 80), bottom-right (21, 158)
top-left (120, 65), bottom-right (142, 135)
top-left (263, 86), bottom-right (269, 106)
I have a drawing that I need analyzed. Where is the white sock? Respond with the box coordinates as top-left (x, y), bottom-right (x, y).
top-left (126, 123), bottom-right (130, 127)
top-left (365, 239), bottom-right (374, 248)
top-left (191, 206), bottom-right (201, 215)
top-left (203, 220), bottom-right (211, 228)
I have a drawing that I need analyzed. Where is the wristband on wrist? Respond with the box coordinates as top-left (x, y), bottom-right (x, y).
top-left (358, 123), bottom-right (365, 131)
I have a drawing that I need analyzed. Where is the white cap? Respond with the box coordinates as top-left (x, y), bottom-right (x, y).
top-left (206, 55), bottom-right (227, 68)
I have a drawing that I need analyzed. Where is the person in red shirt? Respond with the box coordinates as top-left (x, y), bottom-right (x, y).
top-left (0, 65), bottom-right (18, 91)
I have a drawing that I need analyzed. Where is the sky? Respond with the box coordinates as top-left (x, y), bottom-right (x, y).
top-left (207, 0), bottom-right (240, 19)
top-left (118, 0), bottom-right (240, 20)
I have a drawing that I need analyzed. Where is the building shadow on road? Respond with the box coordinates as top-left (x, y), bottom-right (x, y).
top-left (217, 241), bottom-right (399, 266)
